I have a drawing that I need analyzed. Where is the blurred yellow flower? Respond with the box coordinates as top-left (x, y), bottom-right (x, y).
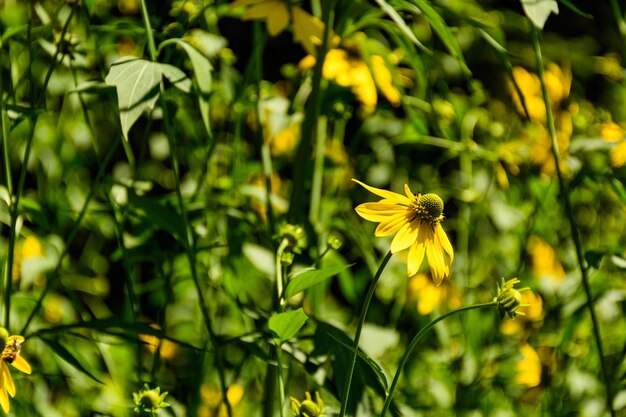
top-left (0, 329), bottom-right (31, 413)
top-left (515, 343), bottom-right (542, 388)
top-left (198, 384), bottom-right (244, 417)
top-left (290, 391), bottom-right (324, 417)
top-left (230, 0), bottom-right (326, 54)
top-left (599, 121), bottom-right (626, 168)
top-left (300, 46), bottom-right (401, 112)
top-left (407, 273), bottom-right (461, 315)
top-left (139, 324), bottom-right (178, 360)
top-left (353, 179), bottom-right (454, 285)
top-left (527, 236), bottom-right (565, 283)
top-left (508, 64), bottom-right (571, 121)
top-left (12, 235), bottom-right (45, 284)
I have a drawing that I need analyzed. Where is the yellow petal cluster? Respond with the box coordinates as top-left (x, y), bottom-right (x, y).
top-left (300, 48), bottom-right (401, 112)
top-left (231, 0), bottom-right (326, 54)
top-left (0, 330), bottom-right (32, 413)
top-left (599, 121), bottom-right (626, 168)
top-left (515, 344), bottom-right (542, 388)
top-left (352, 179), bottom-right (453, 285)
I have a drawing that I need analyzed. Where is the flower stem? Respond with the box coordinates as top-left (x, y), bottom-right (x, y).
top-left (380, 301), bottom-right (498, 417)
top-left (338, 250), bottom-right (393, 417)
top-left (531, 24), bottom-right (615, 417)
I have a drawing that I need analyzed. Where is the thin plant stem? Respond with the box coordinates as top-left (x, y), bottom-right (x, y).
top-left (338, 250), bottom-right (393, 417)
top-left (380, 301), bottom-right (498, 417)
top-left (139, 1), bottom-right (232, 414)
top-left (4, 1), bottom-right (77, 330)
top-left (531, 24), bottom-right (615, 417)
top-left (309, 116), bottom-right (327, 227)
top-left (274, 238), bottom-right (291, 417)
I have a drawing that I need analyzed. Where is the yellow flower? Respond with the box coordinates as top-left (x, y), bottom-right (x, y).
top-left (352, 179), bottom-right (454, 285)
top-left (599, 121), bottom-right (626, 168)
top-left (527, 236), bottom-right (565, 283)
top-left (230, 0), bottom-right (326, 54)
top-left (508, 64), bottom-right (570, 121)
top-left (198, 384), bottom-right (244, 417)
top-left (500, 290), bottom-right (543, 335)
top-left (0, 328), bottom-right (32, 413)
top-left (139, 324), bottom-right (178, 360)
top-left (515, 344), bottom-right (542, 388)
top-left (407, 273), bottom-right (461, 315)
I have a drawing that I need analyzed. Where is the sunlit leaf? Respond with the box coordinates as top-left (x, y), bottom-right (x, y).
top-left (268, 308), bottom-right (308, 344)
top-left (285, 263), bottom-right (353, 298)
top-left (42, 338), bottom-right (103, 384)
top-left (521, 0), bottom-right (559, 29)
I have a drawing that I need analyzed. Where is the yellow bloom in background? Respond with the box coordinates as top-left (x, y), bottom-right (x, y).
top-left (0, 328), bottom-right (32, 413)
top-left (407, 273), bottom-right (462, 315)
top-left (139, 323), bottom-right (178, 361)
top-left (299, 41), bottom-right (402, 112)
top-left (508, 64), bottom-right (571, 121)
top-left (599, 121), bottom-right (626, 168)
top-left (352, 179), bottom-right (454, 285)
top-left (515, 343), bottom-right (542, 388)
top-left (230, 0), bottom-right (327, 54)
top-left (527, 236), bottom-right (565, 283)
top-left (198, 384), bottom-right (244, 417)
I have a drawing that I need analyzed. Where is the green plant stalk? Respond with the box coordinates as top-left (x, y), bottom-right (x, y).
top-left (338, 250), bottom-right (393, 417)
top-left (288, 0), bottom-right (335, 223)
top-left (531, 25), bottom-right (615, 417)
top-left (20, 140), bottom-right (119, 334)
top-left (4, 3), bottom-right (76, 329)
top-left (380, 301), bottom-right (498, 417)
top-left (272, 237), bottom-right (290, 417)
top-left (309, 116), bottom-right (327, 226)
top-left (139, 1), bottom-right (232, 414)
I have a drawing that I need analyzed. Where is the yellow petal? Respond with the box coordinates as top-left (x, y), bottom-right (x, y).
top-left (390, 221), bottom-right (419, 254)
top-left (265, 2), bottom-right (289, 36)
top-left (417, 282), bottom-right (441, 315)
top-left (370, 55), bottom-right (401, 106)
top-left (374, 212), bottom-right (411, 237)
top-left (291, 7), bottom-right (325, 54)
top-left (516, 344), bottom-right (542, 387)
top-left (355, 202), bottom-right (410, 222)
top-left (407, 236), bottom-right (426, 277)
top-left (435, 223), bottom-right (454, 263)
top-left (404, 184), bottom-right (415, 200)
top-left (2, 364), bottom-right (15, 398)
top-left (425, 228), bottom-right (446, 285)
top-left (11, 355), bottom-right (31, 375)
top-left (0, 381), bottom-right (8, 413)
top-left (352, 179), bottom-right (411, 205)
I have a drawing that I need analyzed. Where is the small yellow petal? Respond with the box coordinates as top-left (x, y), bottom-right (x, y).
top-left (374, 212), bottom-right (411, 237)
top-left (0, 383), bottom-right (8, 413)
top-left (2, 364), bottom-right (15, 398)
top-left (355, 202), bottom-right (410, 222)
top-left (11, 355), bottom-right (31, 375)
top-left (265, 3), bottom-right (289, 36)
top-left (352, 179), bottom-right (411, 205)
top-left (390, 221), bottom-right (419, 254)
top-left (408, 236), bottom-right (426, 277)
top-left (435, 223), bottom-right (454, 263)
top-left (404, 184), bottom-right (414, 200)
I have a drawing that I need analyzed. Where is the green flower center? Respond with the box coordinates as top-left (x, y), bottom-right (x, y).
top-left (139, 391), bottom-right (161, 409)
top-left (411, 193), bottom-right (444, 225)
top-left (299, 400), bottom-right (321, 417)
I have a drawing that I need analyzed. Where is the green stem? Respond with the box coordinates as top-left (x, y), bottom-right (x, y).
top-left (139, 3), bottom-right (231, 415)
top-left (531, 25), bottom-right (615, 417)
top-left (338, 250), bottom-right (393, 417)
top-left (273, 238), bottom-right (290, 417)
top-left (380, 301), bottom-right (498, 417)
top-left (309, 116), bottom-right (327, 227)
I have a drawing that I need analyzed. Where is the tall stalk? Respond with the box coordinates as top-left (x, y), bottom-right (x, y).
top-left (531, 24), bottom-right (615, 417)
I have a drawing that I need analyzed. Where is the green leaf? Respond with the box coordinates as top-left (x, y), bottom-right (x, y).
top-left (41, 338), bottom-right (104, 384)
top-left (127, 190), bottom-right (187, 243)
top-left (105, 58), bottom-right (191, 141)
top-left (521, 0), bottom-right (559, 29)
top-left (105, 57), bottom-right (161, 142)
top-left (176, 39), bottom-right (214, 136)
top-left (327, 332), bottom-right (389, 391)
top-left (157, 62), bottom-right (192, 93)
top-left (268, 308), bottom-right (308, 344)
top-left (409, 0), bottom-right (470, 75)
top-left (371, 0), bottom-right (430, 53)
top-left (584, 250), bottom-right (606, 269)
top-left (286, 264), bottom-right (353, 299)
